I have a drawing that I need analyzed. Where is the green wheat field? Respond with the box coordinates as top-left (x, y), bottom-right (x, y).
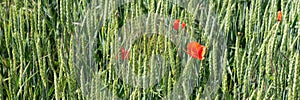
top-left (0, 0), bottom-right (299, 99)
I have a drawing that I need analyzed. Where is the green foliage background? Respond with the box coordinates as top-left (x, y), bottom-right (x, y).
top-left (0, 0), bottom-right (299, 99)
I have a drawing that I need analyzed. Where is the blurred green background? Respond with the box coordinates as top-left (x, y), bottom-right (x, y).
top-left (0, 0), bottom-right (299, 99)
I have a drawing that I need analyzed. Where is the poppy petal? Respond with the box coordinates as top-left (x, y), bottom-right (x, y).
top-left (173, 19), bottom-right (180, 30)
top-left (278, 11), bottom-right (282, 22)
top-left (121, 47), bottom-right (130, 60)
top-left (197, 46), bottom-right (206, 60)
top-left (182, 23), bottom-right (186, 29)
top-left (187, 42), bottom-right (206, 61)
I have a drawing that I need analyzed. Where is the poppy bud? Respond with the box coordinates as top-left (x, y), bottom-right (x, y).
top-left (278, 11), bottom-right (282, 22)
top-left (173, 19), bottom-right (180, 30)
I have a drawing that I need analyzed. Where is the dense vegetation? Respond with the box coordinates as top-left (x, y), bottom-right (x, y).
top-left (0, 0), bottom-right (299, 99)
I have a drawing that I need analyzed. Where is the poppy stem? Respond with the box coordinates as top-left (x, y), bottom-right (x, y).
top-left (182, 48), bottom-right (188, 54)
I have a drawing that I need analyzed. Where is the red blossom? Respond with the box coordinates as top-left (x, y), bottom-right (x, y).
top-left (116, 47), bottom-right (129, 60)
top-left (173, 19), bottom-right (186, 30)
top-left (173, 19), bottom-right (180, 30)
top-left (278, 11), bottom-right (282, 22)
top-left (121, 47), bottom-right (130, 60)
top-left (181, 22), bottom-right (186, 29)
top-left (186, 42), bottom-right (206, 61)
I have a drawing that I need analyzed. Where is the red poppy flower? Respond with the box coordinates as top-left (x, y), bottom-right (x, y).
top-left (174, 19), bottom-right (180, 30)
top-left (181, 22), bottom-right (186, 29)
top-left (186, 41), bottom-right (206, 60)
top-left (121, 47), bottom-right (130, 60)
top-left (278, 11), bottom-right (282, 22)
top-left (173, 19), bottom-right (186, 30)
top-left (116, 47), bottom-right (130, 60)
